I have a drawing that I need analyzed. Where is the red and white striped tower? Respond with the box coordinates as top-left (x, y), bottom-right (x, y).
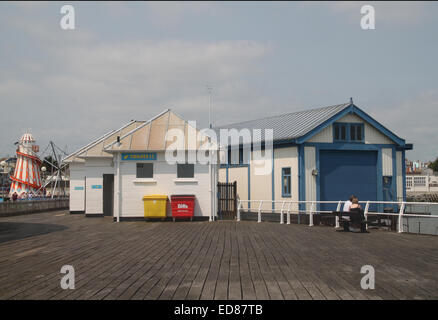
top-left (9, 132), bottom-right (43, 198)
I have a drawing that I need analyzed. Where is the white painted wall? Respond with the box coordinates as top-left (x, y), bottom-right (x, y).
top-left (69, 162), bottom-right (85, 212)
top-left (228, 167), bottom-right (248, 206)
top-left (307, 126), bottom-right (333, 143)
top-left (273, 147), bottom-right (299, 212)
top-left (396, 151), bottom-right (403, 200)
top-left (382, 148), bottom-right (393, 176)
top-left (307, 114), bottom-right (397, 145)
top-left (250, 150), bottom-right (272, 211)
top-left (85, 158), bottom-right (114, 215)
top-left (336, 113), bottom-right (396, 145)
top-left (219, 168), bottom-right (226, 183)
top-left (116, 152), bottom-right (212, 218)
top-left (304, 146), bottom-right (316, 211)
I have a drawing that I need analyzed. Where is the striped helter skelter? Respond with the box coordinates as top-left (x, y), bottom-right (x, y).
top-left (9, 132), bottom-right (43, 198)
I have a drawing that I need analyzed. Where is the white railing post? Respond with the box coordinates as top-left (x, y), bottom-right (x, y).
top-left (309, 201), bottom-right (314, 226)
top-left (335, 201), bottom-right (341, 228)
top-left (287, 202), bottom-right (292, 225)
top-left (237, 200), bottom-right (241, 222)
top-left (364, 201), bottom-right (370, 230)
top-left (280, 201), bottom-right (285, 224)
top-left (398, 202), bottom-right (405, 233)
top-left (258, 200), bottom-right (263, 223)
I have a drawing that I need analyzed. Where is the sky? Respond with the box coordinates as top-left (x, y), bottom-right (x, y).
top-left (0, 1), bottom-right (437, 161)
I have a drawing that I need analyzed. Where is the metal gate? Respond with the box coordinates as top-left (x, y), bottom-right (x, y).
top-left (217, 181), bottom-right (237, 220)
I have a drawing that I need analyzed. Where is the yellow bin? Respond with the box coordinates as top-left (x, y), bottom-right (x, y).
top-left (143, 195), bottom-right (168, 218)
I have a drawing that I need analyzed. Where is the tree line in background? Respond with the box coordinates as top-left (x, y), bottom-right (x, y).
top-left (429, 157), bottom-right (438, 172)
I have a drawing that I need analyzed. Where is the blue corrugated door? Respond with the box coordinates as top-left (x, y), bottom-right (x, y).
top-left (320, 150), bottom-right (377, 211)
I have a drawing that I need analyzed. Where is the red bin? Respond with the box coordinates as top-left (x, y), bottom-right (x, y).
top-left (171, 195), bottom-right (195, 221)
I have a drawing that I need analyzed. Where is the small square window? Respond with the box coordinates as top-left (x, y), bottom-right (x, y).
top-left (136, 163), bottom-right (153, 178)
top-left (177, 164), bottom-right (194, 178)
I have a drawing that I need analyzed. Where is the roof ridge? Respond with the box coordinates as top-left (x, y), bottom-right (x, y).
top-left (215, 102), bottom-right (350, 128)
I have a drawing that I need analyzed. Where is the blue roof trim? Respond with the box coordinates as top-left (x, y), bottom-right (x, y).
top-left (351, 105), bottom-right (405, 146)
top-left (297, 104), bottom-right (406, 147)
top-left (296, 105), bottom-right (353, 144)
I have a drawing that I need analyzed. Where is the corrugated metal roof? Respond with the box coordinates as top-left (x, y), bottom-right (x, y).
top-left (214, 102), bottom-right (351, 142)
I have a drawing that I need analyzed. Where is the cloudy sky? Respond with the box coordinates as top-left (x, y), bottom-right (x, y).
top-left (1, 1), bottom-right (437, 161)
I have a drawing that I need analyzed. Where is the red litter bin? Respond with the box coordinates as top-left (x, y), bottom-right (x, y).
top-left (171, 195), bottom-right (195, 221)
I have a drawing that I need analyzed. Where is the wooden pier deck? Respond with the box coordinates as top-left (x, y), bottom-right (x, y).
top-left (0, 210), bottom-right (437, 300)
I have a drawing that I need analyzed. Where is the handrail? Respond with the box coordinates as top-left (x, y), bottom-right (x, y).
top-left (237, 199), bottom-right (438, 233)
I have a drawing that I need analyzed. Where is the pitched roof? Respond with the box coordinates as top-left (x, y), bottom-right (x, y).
top-left (104, 109), bottom-right (212, 152)
top-left (62, 120), bottom-right (139, 163)
top-left (214, 102), bottom-right (351, 142)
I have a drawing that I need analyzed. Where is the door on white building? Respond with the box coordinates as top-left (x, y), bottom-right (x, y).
top-left (103, 174), bottom-right (114, 217)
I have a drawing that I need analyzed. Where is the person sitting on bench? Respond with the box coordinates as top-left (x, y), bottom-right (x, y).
top-left (338, 195), bottom-right (355, 231)
top-left (343, 195), bottom-right (355, 212)
top-left (349, 197), bottom-right (364, 232)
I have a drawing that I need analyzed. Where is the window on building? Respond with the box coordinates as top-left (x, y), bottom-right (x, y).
top-left (333, 123), bottom-right (364, 143)
top-left (282, 167), bottom-right (291, 198)
top-left (177, 163), bottom-right (194, 178)
top-left (239, 144), bottom-right (244, 165)
top-left (136, 163), bottom-right (153, 178)
top-left (350, 123), bottom-right (363, 142)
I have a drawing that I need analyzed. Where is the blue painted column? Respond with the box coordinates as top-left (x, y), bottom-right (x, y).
top-left (298, 144), bottom-right (306, 220)
top-left (402, 150), bottom-right (407, 201)
top-left (377, 147), bottom-right (383, 213)
top-left (315, 145), bottom-right (320, 213)
top-left (391, 146), bottom-right (398, 212)
top-left (391, 146), bottom-right (397, 201)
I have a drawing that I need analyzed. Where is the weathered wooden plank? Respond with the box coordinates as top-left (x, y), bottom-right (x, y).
top-left (1, 212), bottom-right (438, 300)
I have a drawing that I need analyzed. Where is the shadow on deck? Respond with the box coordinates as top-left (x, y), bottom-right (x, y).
top-left (0, 222), bottom-right (68, 243)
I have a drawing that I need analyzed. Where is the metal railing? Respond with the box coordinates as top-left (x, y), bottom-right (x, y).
top-left (406, 175), bottom-right (438, 192)
top-left (237, 199), bottom-right (438, 234)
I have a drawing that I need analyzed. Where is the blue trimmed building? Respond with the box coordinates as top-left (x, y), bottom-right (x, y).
top-left (217, 100), bottom-right (412, 213)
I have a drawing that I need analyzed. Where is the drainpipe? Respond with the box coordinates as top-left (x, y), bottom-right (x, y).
top-left (210, 151), bottom-right (216, 222)
top-left (116, 152), bottom-right (121, 222)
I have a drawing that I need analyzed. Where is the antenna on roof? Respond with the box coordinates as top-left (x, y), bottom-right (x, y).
top-left (206, 84), bottom-right (213, 129)
top-left (350, 97), bottom-right (353, 104)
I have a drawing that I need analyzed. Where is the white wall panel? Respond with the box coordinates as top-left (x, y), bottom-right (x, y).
top-left (228, 167), bottom-right (248, 203)
top-left (307, 125), bottom-right (333, 143)
top-left (69, 162), bottom-right (85, 212)
top-left (396, 151), bottom-right (403, 201)
top-left (273, 147), bottom-right (299, 211)
top-left (218, 168), bottom-right (227, 182)
top-left (304, 146), bottom-right (316, 211)
top-left (85, 158), bottom-right (114, 215)
top-left (117, 152), bottom-right (212, 218)
top-left (250, 150), bottom-right (272, 212)
top-left (336, 113), bottom-right (396, 145)
top-left (382, 148), bottom-right (393, 176)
